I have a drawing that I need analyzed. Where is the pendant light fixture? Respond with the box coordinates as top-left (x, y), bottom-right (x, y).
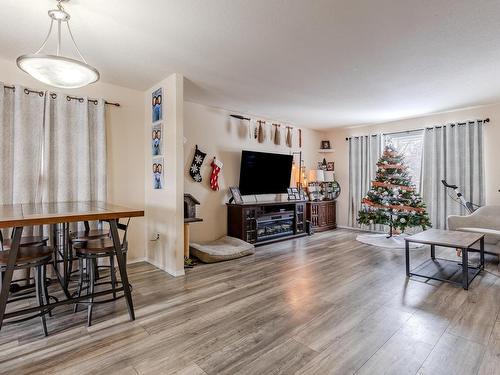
top-left (17, 0), bottom-right (99, 89)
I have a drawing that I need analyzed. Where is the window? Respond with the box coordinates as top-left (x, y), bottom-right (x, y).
top-left (384, 130), bottom-right (424, 191)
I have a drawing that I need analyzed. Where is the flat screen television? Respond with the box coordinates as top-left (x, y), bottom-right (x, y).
top-left (238, 150), bottom-right (293, 195)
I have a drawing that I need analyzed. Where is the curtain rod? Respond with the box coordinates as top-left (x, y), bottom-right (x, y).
top-left (3, 85), bottom-right (120, 107)
top-left (344, 118), bottom-right (490, 141)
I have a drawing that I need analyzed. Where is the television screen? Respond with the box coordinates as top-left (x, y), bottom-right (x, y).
top-left (238, 150), bottom-right (293, 195)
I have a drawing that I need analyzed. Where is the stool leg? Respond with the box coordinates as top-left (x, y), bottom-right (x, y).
top-left (110, 255), bottom-right (116, 299)
top-left (35, 266), bottom-right (48, 336)
top-left (67, 249), bottom-right (74, 283)
top-left (87, 258), bottom-right (95, 327)
top-left (74, 258), bottom-right (84, 313)
top-left (42, 265), bottom-right (51, 317)
top-left (93, 258), bottom-right (100, 281)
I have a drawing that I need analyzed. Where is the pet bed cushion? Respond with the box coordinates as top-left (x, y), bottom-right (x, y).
top-left (190, 236), bottom-right (255, 263)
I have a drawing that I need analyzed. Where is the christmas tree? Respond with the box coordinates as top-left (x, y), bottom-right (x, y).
top-left (358, 144), bottom-right (431, 235)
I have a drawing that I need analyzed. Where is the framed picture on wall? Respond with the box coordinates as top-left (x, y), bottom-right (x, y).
top-left (152, 123), bottom-right (163, 156)
top-left (152, 157), bottom-right (164, 189)
top-left (152, 87), bottom-right (163, 123)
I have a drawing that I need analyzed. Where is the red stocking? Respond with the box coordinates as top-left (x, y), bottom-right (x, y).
top-left (210, 158), bottom-right (223, 191)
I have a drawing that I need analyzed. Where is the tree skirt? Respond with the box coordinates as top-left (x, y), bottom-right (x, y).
top-left (356, 233), bottom-right (425, 249)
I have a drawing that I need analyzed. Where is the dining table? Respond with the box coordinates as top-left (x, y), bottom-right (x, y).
top-left (0, 201), bottom-right (144, 330)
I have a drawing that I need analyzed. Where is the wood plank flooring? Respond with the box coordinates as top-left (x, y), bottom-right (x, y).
top-left (2, 228), bottom-right (500, 374)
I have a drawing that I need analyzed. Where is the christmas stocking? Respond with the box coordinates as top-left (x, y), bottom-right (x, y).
top-left (209, 157), bottom-right (223, 191)
top-left (189, 145), bottom-right (206, 182)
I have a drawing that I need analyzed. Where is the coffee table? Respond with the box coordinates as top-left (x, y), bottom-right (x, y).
top-left (405, 229), bottom-right (485, 290)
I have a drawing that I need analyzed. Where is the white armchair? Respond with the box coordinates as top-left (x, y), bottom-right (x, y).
top-left (448, 206), bottom-right (500, 255)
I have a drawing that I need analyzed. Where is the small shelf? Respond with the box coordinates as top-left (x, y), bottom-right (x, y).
top-left (318, 149), bottom-right (334, 153)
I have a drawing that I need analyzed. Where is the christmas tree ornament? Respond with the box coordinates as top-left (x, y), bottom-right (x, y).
top-left (209, 157), bottom-right (223, 191)
top-left (189, 145), bottom-right (206, 182)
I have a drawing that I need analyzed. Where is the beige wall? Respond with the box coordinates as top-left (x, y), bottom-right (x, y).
top-left (145, 74), bottom-right (185, 276)
top-left (323, 103), bottom-right (500, 227)
top-left (0, 57), bottom-right (146, 262)
top-left (184, 100), bottom-right (323, 243)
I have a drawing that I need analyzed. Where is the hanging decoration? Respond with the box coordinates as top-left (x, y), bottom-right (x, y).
top-left (286, 126), bottom-right (293, 148)
top-left (357, 144), bottom-right (431, 236)
top-left (273, 124), bottom-right (281, 145)
top-left (256, 120), bottom-right (265, 143)
top-left (230, 114), bottom-right (252, 139)
top-left (189, 145), bottom-right (207, 182)
top-left (298, 129), bottom-right (302, 148)
top-left (16, 0), bottom-right (99, 89)
top-left (209, 157), bottom-right (223, 191)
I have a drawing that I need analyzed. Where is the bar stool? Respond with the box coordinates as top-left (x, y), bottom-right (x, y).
top-left (69, 221), bottom-right (110, 282)
top-left (0, 231), bottom-right (49, 294)
top-left (0, 246), bottom-right (52, 336)
top-left (70, 221), bottom-right (110, 243)
top-left (72, 219), bottom-right (130, 326)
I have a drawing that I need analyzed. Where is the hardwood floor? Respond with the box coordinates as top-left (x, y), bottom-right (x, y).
top-left (2, 228), bottom-right (500, 374)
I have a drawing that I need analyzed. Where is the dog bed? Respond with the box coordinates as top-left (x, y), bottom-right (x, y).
top-left (190, 236), bottom-right (255, 263)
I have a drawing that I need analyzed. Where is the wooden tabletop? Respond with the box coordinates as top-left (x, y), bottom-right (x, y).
top-left (0, 202), bottom-right (144, 228)
top-left (405, 229), bottom-right (484, 248)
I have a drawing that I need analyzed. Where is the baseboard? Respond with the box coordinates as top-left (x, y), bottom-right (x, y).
top-left (127, 257), bottom-right (147, 264)
top-left (144, 257), bottom-right (185, 277)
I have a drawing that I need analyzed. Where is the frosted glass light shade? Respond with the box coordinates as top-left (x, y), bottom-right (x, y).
top-left (17, 54), bottom-right (99, 89)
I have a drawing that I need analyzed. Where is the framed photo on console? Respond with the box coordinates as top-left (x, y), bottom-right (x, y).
top-left (229, 186), bottom-right (243, 204)
top-left (287, 187), bottom-right (302, 200)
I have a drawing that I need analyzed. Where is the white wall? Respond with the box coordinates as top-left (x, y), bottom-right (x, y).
top-left (0, 57), bottom-right (146, 262)
top-left (184, 100), bottom-right (324, 243)
top-left (323, 103), bottom-right (500, 227)
top-left (144, 74), bottom-right (185, 276)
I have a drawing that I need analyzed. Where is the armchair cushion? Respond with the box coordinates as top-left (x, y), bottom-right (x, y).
top-left (448, 206), bottom-right (500, 254)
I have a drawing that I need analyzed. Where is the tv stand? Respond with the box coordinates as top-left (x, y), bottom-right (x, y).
top-left (227, 200), bottom-right (307, 246)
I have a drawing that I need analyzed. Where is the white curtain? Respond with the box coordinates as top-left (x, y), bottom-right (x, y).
top-left (0, 83), bottom-right (107, 207)
top-left (348, 134), bottom-right (382, 229)
top-left (0, 85), bottom-right (45, 205)
top-left (421, 121), bottom-right (485, 229)
top-left (42, 95), bottom-right (106, 203)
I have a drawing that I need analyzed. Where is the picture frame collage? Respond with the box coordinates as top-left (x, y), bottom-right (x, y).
top-left (152, 87), bottom-right (164, 189)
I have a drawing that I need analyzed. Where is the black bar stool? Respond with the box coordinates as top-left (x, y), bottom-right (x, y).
top-left (70, 221), bottom-right (110, 242)
top-left (0, 246), bottom-right (53, 336)
top-left (0, 230), bottom-right (49, 294)
top-left (72, 219), bottom-right (130, 326)
top-left (69, 221), bottom-right (110, 282)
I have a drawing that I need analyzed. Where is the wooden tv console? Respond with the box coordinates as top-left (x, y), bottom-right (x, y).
top-left (227, 200), bottom-right (307, 246)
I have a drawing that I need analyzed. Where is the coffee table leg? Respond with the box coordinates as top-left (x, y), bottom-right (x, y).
top-left (462, 247), bottom-right (468, 290)
top-left (0, 227), bottom-right (23, 330)
top-left (430, 244), bottom-right (435, 260)
top-left (405, 240), bottom-right (410, 277)
top-left (480, 238), bottom-right (485, 269)
top-left (109, 219), bottom-right (135, 321)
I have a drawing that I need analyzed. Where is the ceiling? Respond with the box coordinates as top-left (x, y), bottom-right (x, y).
top-left (1, 0), bottom-right (500, 129)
